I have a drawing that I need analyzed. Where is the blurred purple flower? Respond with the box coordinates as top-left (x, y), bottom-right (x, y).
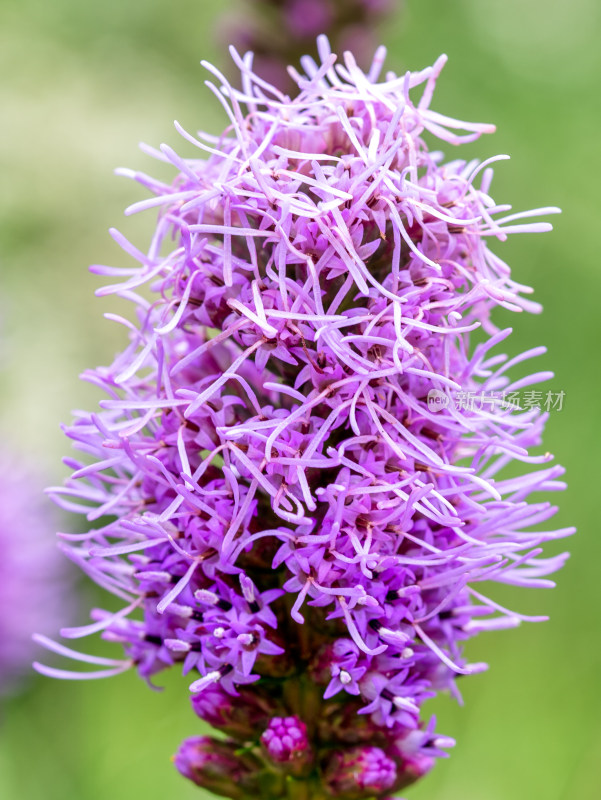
top-left (36, 38), bottom-right (572, 797)
top-left (0, 454), bottom-right (66, 695)
top-left (222, 0), bottom-right (397, 91)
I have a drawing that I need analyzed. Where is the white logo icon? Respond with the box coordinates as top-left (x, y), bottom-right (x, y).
top-left (427, 389), bottom-right (449, 413)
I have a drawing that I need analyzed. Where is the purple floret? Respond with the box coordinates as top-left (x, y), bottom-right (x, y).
top-left (36, 37), bottom-right (572, 797)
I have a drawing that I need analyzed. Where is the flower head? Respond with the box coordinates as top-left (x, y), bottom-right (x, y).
top-left (37, 38), bottom-right (572, 796)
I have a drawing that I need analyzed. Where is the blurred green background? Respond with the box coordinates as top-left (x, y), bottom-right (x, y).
top-left (0, 0), bottom-right (599, 798)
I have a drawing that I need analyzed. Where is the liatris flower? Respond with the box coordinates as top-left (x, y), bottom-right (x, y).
top-left (0, 453), bottom-right (66, 696)
top-left (223, 0), bottom-right (396, 92)
top-left (36, 38), bottom-right (572, 799)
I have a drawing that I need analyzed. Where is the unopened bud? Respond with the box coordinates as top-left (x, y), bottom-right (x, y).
top-left (174, 736), bottom-right (254, 798)
top-left (324, 746), bottom-right (397, 797)
top-left (191, 684), bottom-right (274, 741)
top-left (260, 716), bottom-right (311, 765)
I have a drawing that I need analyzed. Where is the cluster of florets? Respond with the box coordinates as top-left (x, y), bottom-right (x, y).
top-left (37, 39), bottom-right (571, 798)
top-left (0, 454), bottom-right (66, 696)
top-left (224, 0), bottom-right (395, 91)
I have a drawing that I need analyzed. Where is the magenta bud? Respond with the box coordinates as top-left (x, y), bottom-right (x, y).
top-left (324, 746), bottom-right (397, 798)
top-left (191, 684), bottom-right (273, 741)
top-left (174, 736), bottom-right (252, 798)
top-left (260, 716), bottom-right (311, 764)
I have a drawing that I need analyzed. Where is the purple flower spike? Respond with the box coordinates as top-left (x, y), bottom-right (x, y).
top-left (36, 38), bottom-right (572, 799)
top-left (261, 715), bottom-right (311, 763)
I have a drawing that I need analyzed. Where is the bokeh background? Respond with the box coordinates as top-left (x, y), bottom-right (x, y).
top-left (0, 0), bottom-right (599, 798)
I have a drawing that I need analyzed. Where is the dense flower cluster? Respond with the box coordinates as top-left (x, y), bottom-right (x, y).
top-left (224, 0), bottom-right (396, 91)
top-left (36, 39), bottom-right (572, 798)
top-left (0, 453), bottom-right (66, 696)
